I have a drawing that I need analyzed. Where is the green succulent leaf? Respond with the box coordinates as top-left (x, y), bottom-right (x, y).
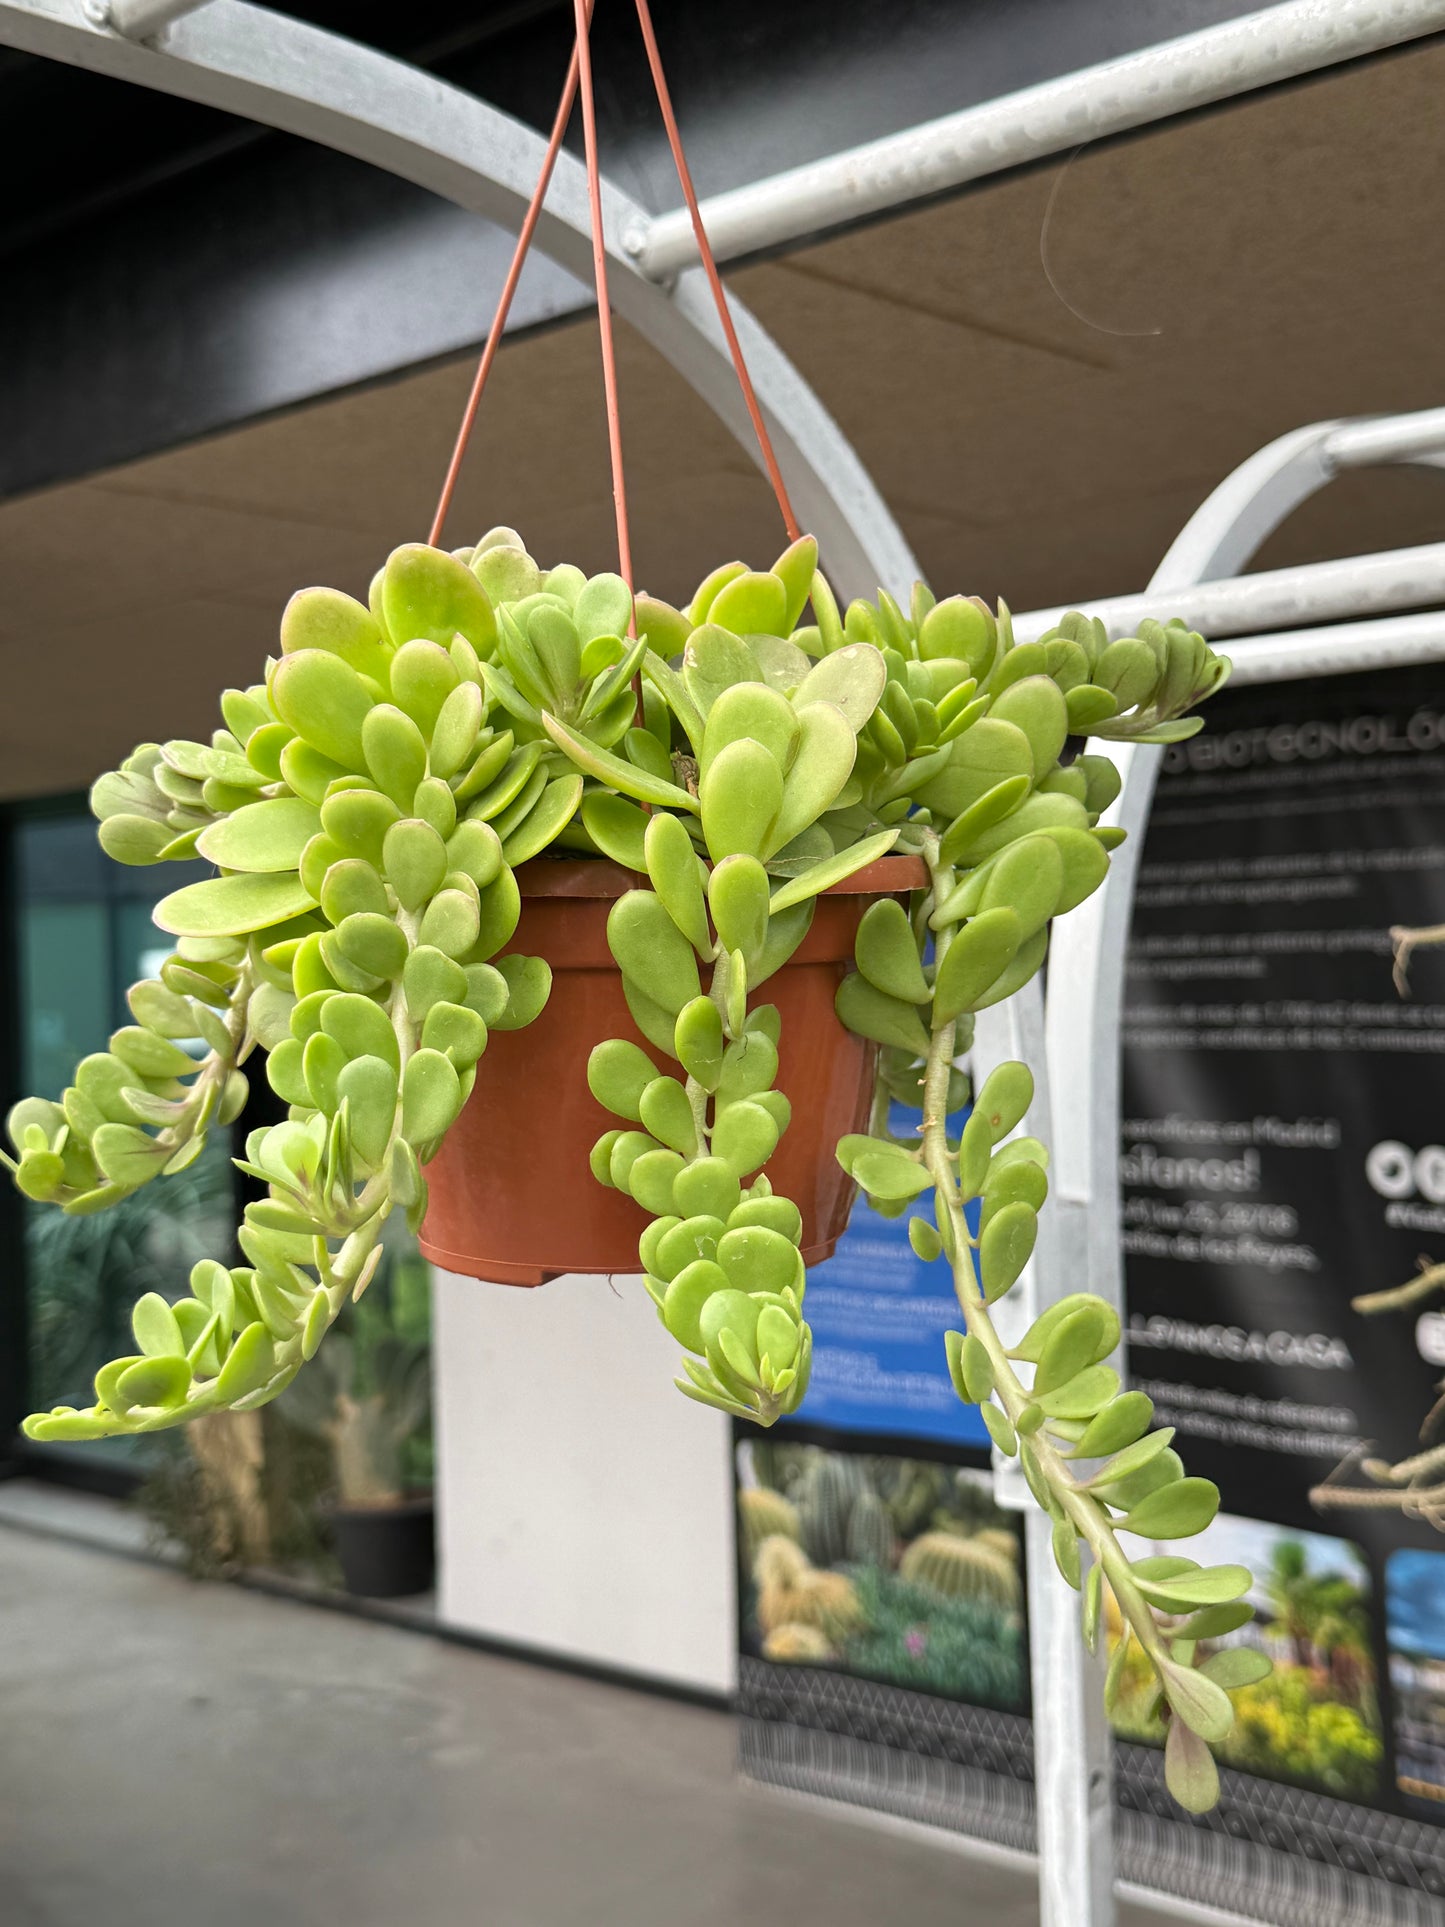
top-left (932, 909), bottom-right (1022, 1024)
top-left (700, 739), bottom-right (783, 864)
top-left (607, 891), bottom-right (703, 1015)
top-left (1160, 1660), bottom-right (1235, 1744)
top-left (1118, 1477), bottom-right (1221, 1540)
top-left (1199, 1648), bottom-right (1272, 1692)
top-left (1133, 1564), bottom-right (1252, 1610)
top-left (270, 649), bottom-right (373, 770)
top-left (155, 872), bottom-right (317, 938)
top-left (384, 541), bottom-right (497, 656)
top-left (1164, 1717), bottom-right (1220, 1814)
top-left (542, 713), bottom-right (698, 813)
top-left (792, 645), bottom-right (887, 731)
top-left (767, 827), bottom-right (901, 914)
top-left (582, 792), bottom-right (650, 871)
top-left (770, 702), bottom-right (857, 852)
top-left (835, 972), bottom-right (931, 1055)
top-left (645, 812), bottom-right (713, 956)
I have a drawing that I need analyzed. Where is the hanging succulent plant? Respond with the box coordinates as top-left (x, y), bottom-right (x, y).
top-left (5, 522), bottom-right (1249, 1810)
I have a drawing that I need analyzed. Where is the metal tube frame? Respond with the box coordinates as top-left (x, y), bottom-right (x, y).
top-left (630, 0), bottom-right (1445, 277)
top-left (1015, 542), bottom-right (1445, 650)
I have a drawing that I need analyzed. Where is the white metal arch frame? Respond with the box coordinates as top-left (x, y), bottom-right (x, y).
top-left (0, 0), bottom-right (920, 601)
top-left (1006, 401), bottom-right (1445, 1925)
top-left (1048, 402), bottom-right (1445, 1348)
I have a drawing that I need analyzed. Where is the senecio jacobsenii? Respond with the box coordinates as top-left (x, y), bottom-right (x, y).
top-left (7, 530), bottom-right (1252, 1811)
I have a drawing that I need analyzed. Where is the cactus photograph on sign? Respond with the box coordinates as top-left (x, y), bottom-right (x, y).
top-left (4, 518), bottom-right (1254, 1810)
top-left (739, 1443), bottom-right (1026, 1707)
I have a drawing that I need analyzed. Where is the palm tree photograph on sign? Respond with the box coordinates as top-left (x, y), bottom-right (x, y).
top-left (1106, 1511), bottom-right (1382, 1803)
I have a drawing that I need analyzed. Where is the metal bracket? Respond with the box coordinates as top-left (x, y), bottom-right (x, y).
top-left (81, 0), bottom-right (209, 40)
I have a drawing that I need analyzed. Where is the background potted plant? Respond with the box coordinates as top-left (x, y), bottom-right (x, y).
top-left (136, 1235), bottom-right (430, 1590)
top-left (278, 1246), bottom-right (435, 1599)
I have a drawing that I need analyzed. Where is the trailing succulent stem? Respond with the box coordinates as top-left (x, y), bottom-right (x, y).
top-left (916, 838), bottom-right (1260, 1816)
top-left (10, 519), bottom-right (1247, 1805)
top-left (9, 528), bottom-right (591, 1443)
top-left (577, 564), bottom-right (1254, 1807)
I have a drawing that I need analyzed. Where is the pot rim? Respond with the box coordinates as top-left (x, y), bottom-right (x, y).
top-left (322, 1492), bottom-right (435, 1519)
top-left (512, 851), bottom-right (928, 900)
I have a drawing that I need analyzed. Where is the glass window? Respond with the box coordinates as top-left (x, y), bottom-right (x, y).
top-left (16, 810), bottom-right (235, 1457)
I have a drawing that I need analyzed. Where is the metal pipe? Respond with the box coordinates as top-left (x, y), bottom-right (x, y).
top-left (1015, 541), bottom-right (1445, 645)
top-left (1219, 609), bottom-right (1445, 684)
top-left (628, 0), bottom-right (1445, 277)
top-left (1326, 406), bottom-right (1445, 468)
top-left (83, 0), bottom-right (210, 38)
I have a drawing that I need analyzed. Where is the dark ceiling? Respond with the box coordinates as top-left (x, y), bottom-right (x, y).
top-left (0, 0), bottom-right (1274, 499)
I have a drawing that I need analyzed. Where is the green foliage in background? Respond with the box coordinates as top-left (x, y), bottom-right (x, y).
top-left (7, 523), bottom-right (1245, 1809)
top-left (279, 1245), bottom-right (433, 1505)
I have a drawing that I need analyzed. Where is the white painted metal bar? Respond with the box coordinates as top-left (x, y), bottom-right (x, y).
top-left (628, 0), bottom-right (1445, 277)
top-left (0, 0), bottom-right (919, 602)
top-left (1328, 406), bottom-right (1445, 468)
top-left (1015, 542), bottom-right (1445, 647)
top-left (1008, 486), bottom-right (1238, 1927)
top-left (1151, 423), bottom-right (1343, 589)
top-left (1222, 610), bottom-right (1445, 684)
top-left (82, 0), bottom-right (209, 38)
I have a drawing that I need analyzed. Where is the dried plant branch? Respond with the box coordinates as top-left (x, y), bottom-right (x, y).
top-left (1352, 1257), bottom-right (1445, 1315)
top-left (1390, 921), bottom-right (1445, 996)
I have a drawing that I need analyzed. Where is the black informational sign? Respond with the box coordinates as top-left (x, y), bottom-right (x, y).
top-left (1118, 662), bottom-right (1445, 1907)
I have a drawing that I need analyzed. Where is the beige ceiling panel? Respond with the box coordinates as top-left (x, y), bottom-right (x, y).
top-left (93, 359), bottom-right (483, 540)
top-left (779, 41), bottom-right (1445, 352)
top-left (1254, 467), bottom-right (1445, 577)
top-left (0, 482), bottom-right (385, 637)
top-left (0, 597), bottom-right (273, 798)
top-left (91, 316), bottom-right (774, 588)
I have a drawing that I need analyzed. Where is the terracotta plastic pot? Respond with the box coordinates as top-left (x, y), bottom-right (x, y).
top-left (418, 852), bottom-right (928, 1285)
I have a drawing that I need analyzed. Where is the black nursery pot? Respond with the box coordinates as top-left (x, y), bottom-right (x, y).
top-left (327, 1495), bottom-right (436, 1599)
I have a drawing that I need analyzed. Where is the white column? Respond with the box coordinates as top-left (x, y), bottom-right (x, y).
top-left (432, 1269), bottom-right (737, 1697)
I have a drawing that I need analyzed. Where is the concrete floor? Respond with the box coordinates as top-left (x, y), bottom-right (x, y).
top-left (0, 1522), bottom-right (1186, 1927)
